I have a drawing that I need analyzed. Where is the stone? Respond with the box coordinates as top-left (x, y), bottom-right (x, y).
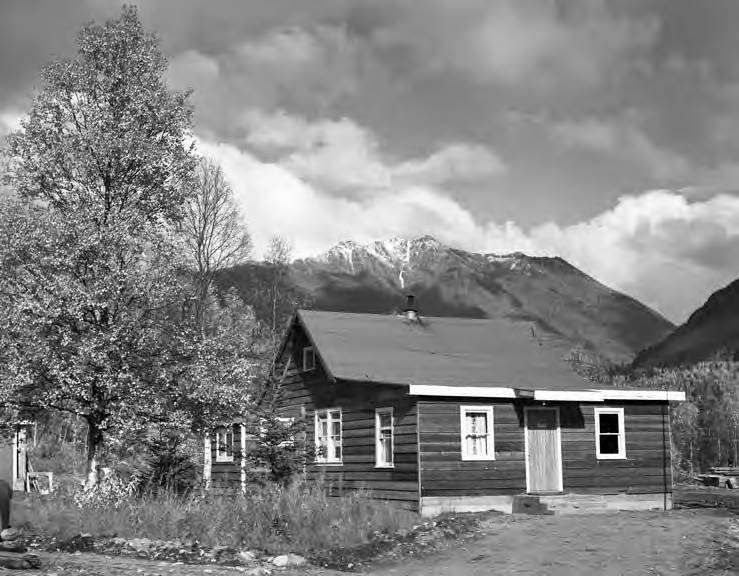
top-left (271, 553), bottom-right (307, 567)
top-left (245, 567), bottom-right (271, 576)
top-left (238, 550), bottom-right (257, 564)
top-left (0, 541), bottom-right (25, 553)
top-left (0, 528), bottom-right (19, 542)
top-left (127, 537), bottom-right (153, 553)
top-left (0, 552), bottom-right (41, 570)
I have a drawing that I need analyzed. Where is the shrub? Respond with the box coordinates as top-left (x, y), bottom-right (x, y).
top-left (134, 432), bottom-right (200, 495)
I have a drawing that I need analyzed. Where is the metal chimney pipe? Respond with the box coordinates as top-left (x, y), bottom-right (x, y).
top-left (405, 294), bottom-right (418, 321)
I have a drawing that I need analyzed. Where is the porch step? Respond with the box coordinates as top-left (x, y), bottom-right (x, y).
top-left (512, 494), bottom-right (554, 515)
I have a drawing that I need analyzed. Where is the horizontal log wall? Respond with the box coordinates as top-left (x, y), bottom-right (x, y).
top-left (275, 323), bottom-right (420, 509)
top-left (209, 423), bottom-right (243, 493)
top-left (562, 402), bottom-right (672, 495)
top-left (418, 399), bottom-right (672, 499)
top-left (418, 400), bottom-right (526, 498)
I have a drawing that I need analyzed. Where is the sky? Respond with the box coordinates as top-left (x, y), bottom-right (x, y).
top-left (2, 0), bottom-right (739, 323)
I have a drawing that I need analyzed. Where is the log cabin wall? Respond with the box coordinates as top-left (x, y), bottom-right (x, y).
top-left (418, 399), bottom-right (672, 499)
top-left (275, 324), bottom-right (420, 509)
top-left (208, 422), bottom-right (244, 493)
top-left (418, 400), bottom-right (527, 498)
top-left (562, 402), bottom-right (672, 495)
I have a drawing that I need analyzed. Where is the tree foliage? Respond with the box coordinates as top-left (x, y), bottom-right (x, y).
top-left (0, 6), bottom-right (196, 485)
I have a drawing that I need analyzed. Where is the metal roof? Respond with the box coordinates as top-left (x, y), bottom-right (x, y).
top-left (296, 309), bottom-right (593, 391)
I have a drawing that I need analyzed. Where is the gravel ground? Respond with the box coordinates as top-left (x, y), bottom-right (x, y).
top-left (1, 509), bottom-right (736, 575)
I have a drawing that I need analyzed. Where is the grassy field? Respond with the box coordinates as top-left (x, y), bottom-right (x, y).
top-left (11, 480), bottom-right (419, 555)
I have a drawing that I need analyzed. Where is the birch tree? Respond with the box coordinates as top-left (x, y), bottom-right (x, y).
top-left (0, 6), bottom-right (195, 486)
top-left (182, 157), bottom-right (251, 333)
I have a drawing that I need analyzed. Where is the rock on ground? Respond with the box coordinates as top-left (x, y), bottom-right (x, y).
top-left (272, 553), bottom-right (307, 567)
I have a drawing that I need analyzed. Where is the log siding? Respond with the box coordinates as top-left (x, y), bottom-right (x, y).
top-left (418, 399), bottom-right (672, 500)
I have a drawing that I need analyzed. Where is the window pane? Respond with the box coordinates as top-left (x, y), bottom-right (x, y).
top-left (467, 412), bottom-right (488, 435)
top-left (599, 434), bottom-right (619, 454)
top-left (334, 445), bottom-right (342, 459)
top-left (378, 411), bottom-right (392, 428)
top-left (384, 437), bottom-right (393, 463)
top-left (599, 413), bottom-right (620, 434)
top-left (331, 420), bottom-right (341, 436)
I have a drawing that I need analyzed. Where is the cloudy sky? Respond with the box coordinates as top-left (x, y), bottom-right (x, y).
top-left (2, 0), bottom-right (739, 323)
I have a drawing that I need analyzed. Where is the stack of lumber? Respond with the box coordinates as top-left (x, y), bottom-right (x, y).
top-left (674, 487), bottom-right (739, 511)
top-left (0, 529), bottom-right (41, 569)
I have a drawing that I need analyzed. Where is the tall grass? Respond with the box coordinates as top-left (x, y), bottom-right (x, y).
top-left (12, 480), bottom-right (419, 554)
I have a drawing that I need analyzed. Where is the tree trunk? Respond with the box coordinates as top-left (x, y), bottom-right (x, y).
top-left (85, 417), bottom-right (103, 488)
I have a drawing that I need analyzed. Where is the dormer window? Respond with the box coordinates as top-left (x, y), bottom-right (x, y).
top-left (303, 346), bottom-right (316, 371)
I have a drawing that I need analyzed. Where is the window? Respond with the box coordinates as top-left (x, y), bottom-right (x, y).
top-left (460, 406), bottom-right (495, 460)
top-left (215, 426), bottom-right (234, 462)
top-left (315, 408), bottom-right (342, 464)
top-left (594, 407), bottom-right (626, 459)
top-left (375, 408), bottom-right (394, 468)
top-left (303, 346), bottom-right (316, 371)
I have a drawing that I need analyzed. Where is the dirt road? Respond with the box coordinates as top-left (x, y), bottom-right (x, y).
top-left (2, 509), bottom-right (736, 575)
top-left (368, 509), bottom-right (738, 576)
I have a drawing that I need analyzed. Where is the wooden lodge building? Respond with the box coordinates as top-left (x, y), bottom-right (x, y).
top-left (208, 303), bottom-right (685, 516)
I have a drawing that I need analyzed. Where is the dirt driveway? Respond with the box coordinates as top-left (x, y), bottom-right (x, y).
top-left (2, 509), bottom-right (736, 575)
top-left (368, 509), bottom-right (738, 576)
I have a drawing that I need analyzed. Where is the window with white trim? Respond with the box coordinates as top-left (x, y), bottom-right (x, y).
top-left (215, 426), bottom-right (234, 462)
top-left (460, 406), bottom-right (495, 460)
top-left (375, 408), bottom-right (394, 468)
top-left (594, 407), bottom-right (626, 459)
top-left (315, 408), bottom-right (342, 463)
top-left (303, 346), bottom-right (316, 371)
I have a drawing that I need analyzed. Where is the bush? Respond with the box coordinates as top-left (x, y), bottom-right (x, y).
top-left (134, 432), bottom-right (200, 495)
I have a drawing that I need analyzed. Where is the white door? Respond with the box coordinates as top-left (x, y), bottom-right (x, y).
top-left (525, 407), bottom-right (563, 493)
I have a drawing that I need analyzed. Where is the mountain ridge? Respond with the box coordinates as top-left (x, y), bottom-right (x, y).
top-left (219, 235), bottom-right (675, 365)
top-left (633, 277), bottom-right (739, 367)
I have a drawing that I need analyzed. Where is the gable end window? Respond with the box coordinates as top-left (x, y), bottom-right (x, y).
top-left (303, 346), bottom-right (316, 371)
top-left (460, 406), bottom-right (495, 460)
top-left (375, 408), bottom-right (394, 468)
top-left (315, 408), bottom-right (342, 464)
top-left (215, 426), bottom-right (234, 462)
top-left (594, 407), bottom-right (626, 459)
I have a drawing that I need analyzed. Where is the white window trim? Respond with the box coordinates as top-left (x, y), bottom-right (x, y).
top-left (314, 407), bottom-right (342, 465)
top-left (303, 346), bottom-right (316, 371)
top-left (594, 407), bottom-right (626, 460)
top-left (375, 407), bottom-right (394, 468)
top-left (460, 405), bottom-right (495, 461)
top-left (215, 426), bottom-right (234, 462)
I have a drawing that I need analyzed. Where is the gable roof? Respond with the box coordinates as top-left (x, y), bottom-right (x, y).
top-left (290, 310), bottom-right (685, 401)
top-left (296, 310), bottom-right (587, 390)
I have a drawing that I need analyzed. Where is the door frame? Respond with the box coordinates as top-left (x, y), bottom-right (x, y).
top-left (524, 405), bottom-right (563, 494)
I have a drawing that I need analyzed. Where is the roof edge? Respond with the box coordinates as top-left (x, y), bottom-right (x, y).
top-left (407, 385), bottom-right (685, 402)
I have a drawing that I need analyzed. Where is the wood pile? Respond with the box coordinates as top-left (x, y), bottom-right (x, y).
top-left (0, 529), bottom-right (41, 570)
top-left (674, 487), bottom-right (739, 511)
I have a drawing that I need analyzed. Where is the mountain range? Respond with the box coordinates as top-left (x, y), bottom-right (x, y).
top-left (633, 277), bottom-right (739, 368)
top-left (219, 236), bottom-right (675, 365)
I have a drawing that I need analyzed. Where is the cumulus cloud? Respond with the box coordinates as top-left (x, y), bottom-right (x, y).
top-left (198, 130), bottom-right (739, 322)
top-left (242, 109), bottom-right (506, 191)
